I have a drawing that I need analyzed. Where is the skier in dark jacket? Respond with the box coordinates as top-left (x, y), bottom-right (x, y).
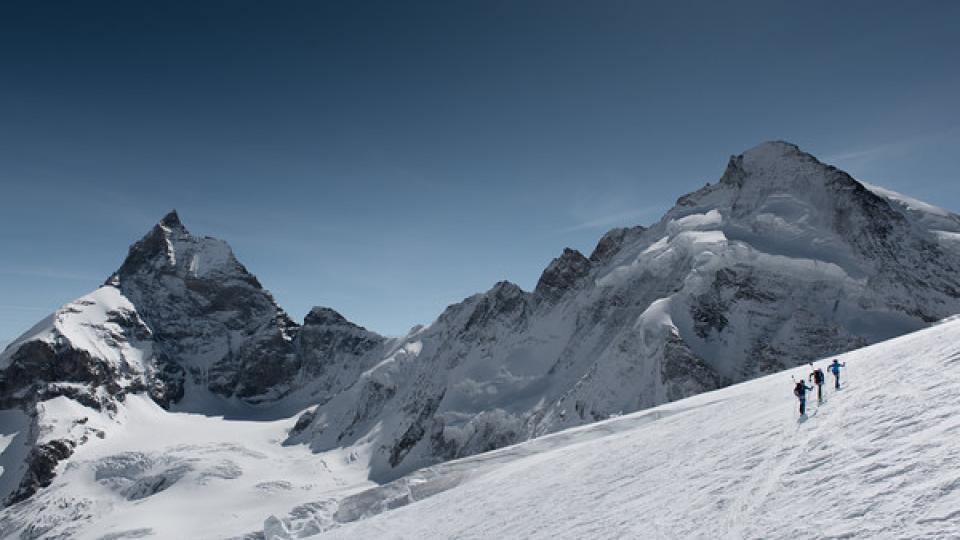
top-left (794, 380), bottom-right (814, 416)
top-left (829, 359), bottom-right (846, 389)
top-left (809, 365), bottom-right (826, 402)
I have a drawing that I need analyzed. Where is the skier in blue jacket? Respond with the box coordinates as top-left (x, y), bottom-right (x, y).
top-left (829, 359), bottom-right (846, 389)
top-left (794, 380), bottom-right (814, 416)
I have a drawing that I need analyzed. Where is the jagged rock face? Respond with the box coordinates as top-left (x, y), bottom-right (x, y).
top-left (535, 248), bottom-right (592, 301)
top-left (294, 307), bottom-right (386, 405)
top-left (5, 439), bottom-right (76, 506)
top-left (291, 141), bottom-right (960, 481)
top-left (107, 210), bottom-right (301, 402)
top-left (588, 225), bottom-right (646, 263)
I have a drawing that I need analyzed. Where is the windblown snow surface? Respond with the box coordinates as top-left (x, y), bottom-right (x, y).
top-left (281, 318), bottom-right (960, 540)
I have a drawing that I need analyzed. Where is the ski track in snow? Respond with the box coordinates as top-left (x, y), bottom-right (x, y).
top-left (298, 319), bottom-right (960, 540)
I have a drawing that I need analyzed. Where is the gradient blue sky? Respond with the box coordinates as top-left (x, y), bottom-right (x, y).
top-left (1, 1), bottom-right (958, 341)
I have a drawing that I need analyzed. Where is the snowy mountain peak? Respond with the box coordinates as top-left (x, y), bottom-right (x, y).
top-left (671, 141), bottom-right (906, 251)
top-left (100, 212), bottom-right (301, 404)
top-left (112, 211), bottom-right (245, 283)
top-left (718, 140), bottom-right (821, 190)
top-left (158, 209), bottom-right (184, 230)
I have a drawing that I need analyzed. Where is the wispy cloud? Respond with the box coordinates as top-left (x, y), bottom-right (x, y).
top-left (0, 304), bottom-right (50, 312)
top-left (0, 266), bottom-right (100, 282)
top-left (823, 140), bottom-right (915, 165)
top-left (558, 206), bottom-right (662, 233)
top-left (823, 127), bottom-right (960, 167)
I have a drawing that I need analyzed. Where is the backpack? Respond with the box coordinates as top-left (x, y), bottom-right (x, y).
top-left (794, 382), bottom-right (804, 398)
top-left (813, 369), bottom-right (825, 384)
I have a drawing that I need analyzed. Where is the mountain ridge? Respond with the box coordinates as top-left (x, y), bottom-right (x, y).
top-left (1, 141), bottom-right (959, 521)
top-left (285, 140), bottom-right (960, 482)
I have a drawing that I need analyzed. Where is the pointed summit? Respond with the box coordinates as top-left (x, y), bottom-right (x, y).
top-left (718, 141), bottom-right (817, 189)
top-left (111, 210), bottom-right (245, 284)
top-left (535, 248), bottom-right (591, 299)
top-left (158, 209), bottom-right (185, 230)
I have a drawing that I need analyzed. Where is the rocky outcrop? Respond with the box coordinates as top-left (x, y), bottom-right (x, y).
top-left (4, 439), bottom-right (76, 506)
top-left (535, 248), bottom-right (591, 301)
top-left (294, 306), bottom-right (386, 405)
top-left (589, 226), bottom-right (646, 263)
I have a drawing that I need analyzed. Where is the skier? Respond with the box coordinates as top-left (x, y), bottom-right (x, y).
top-left (829, 359), bottom-right (846, 389)
top-left (808, 364), bottom-right (826, 402)
top-left (794, 379), bottom-right (814, 416)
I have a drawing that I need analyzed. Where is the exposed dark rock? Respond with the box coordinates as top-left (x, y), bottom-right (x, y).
top-left (338, 380), bottom-right (397, 443)
top-left (718, 154), bottom-right (747, 188)
top-left (535, 248), bottom-right (591, 300)
top-left (232, 332), bottom-right (302, 399)
top-left (589, 226), bottom-right (646, 263)
top-left (290, 409), bottom-right (316, 435)
top-left (459, 281), bottom-right (530, 338)
top-left (5, 439), bottom-right (76, 505)
top-left (660, 332), bottom-right (723, 402)
top-left (389, 392), bottom-right (445, 468)
top-left (690, 294), bottom-right (729, 339)
top-left (303, 307), bottom-right (352, 327)
top-left (0, 341), bottom-right (128, 411)
top-left (146, 355), bottom-right (186, 409)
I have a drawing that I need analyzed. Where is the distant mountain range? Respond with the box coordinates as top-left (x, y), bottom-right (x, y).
top-left (2, 141), bottom-right (959, 537)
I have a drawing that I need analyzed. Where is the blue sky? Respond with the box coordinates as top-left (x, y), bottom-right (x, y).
top-left (1, 1), bottom-right (958, 341)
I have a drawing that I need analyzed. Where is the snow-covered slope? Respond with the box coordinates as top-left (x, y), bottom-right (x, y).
top-left (0, 286), bottom-right (152, 410)
top-left (288, 141), bottom-right (960, 482)
top-left (289, 317), bottom-right (960, 539)
top-left (0, 395), bottom-right (374, 539)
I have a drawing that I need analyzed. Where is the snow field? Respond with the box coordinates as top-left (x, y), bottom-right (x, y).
top-left (304, 318), bottom-right (960, 539)
top-left (0, 396), bottom-right (375, 539)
